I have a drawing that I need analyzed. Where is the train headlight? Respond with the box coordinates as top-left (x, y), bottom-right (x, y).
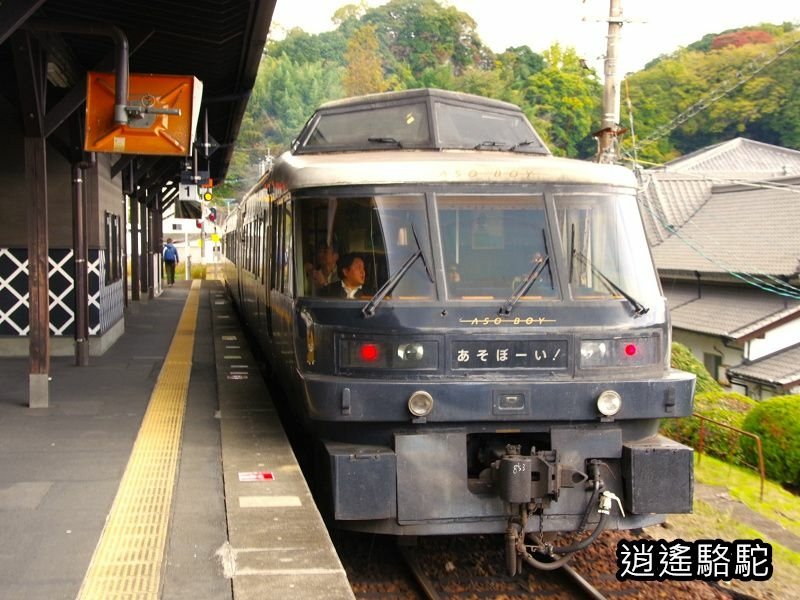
top-left (408, 390), bottom-right (434, 417)
top-left (597, 390), bottom-right (622, 417)
top-left (397, 343), bottom-right (424, 361)
top-left (580, 341), bottom-right (608, 366)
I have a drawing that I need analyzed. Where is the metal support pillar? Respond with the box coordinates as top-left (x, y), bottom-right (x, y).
top-left (151, 193), bottom-right (162, 294)
top-left (122, 192), bottom-right (129, 307)
top-left (130, 191), bottom-right (140, 301)
top-left (140, 196), bottom-right (149, 298)
top-left (72, 162), bottom-right (89, 365)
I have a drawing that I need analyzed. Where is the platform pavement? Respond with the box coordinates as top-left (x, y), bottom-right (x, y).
top-left (0, 279), bottom-right (353, 600)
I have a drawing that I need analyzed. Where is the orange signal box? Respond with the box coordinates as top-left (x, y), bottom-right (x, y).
top-left (85, 72), bottom-right (203, 156)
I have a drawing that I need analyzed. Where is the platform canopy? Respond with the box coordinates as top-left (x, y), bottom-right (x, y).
top-left (0, 0), bottom-right (276, 187)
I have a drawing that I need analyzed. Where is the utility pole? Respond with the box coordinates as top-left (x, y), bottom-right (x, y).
top-left (595, 0), bottom-right (624, 163)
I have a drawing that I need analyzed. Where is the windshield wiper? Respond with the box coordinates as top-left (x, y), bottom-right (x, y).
top-left (510, 139), bottom-right (538, 151)
top-left (362, 223), bottom-right (433, 318)
top-left (473, 140), bottom-right (506, 150)
top-left (571, 248), bottom-right (650, 317)
top-left (368, 136), bottom-right (403, 148)
top-left (499, 229), bottom-right (553, 315)
top-left (499, 256), bottom-right (550, 315)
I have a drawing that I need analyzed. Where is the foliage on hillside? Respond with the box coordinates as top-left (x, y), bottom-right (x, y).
top-left (670, 342), bottom-right (722, 394)
top-left (623, 23), bottom-right (800, 163)
top-left (660, 390), bottom-right (755, 465)
top-left (742, 395), bottom-right (800, 486)
top-left (222, 1), bottom-right (799, 195)
top-left (664, 343), bottom-right (800, 488)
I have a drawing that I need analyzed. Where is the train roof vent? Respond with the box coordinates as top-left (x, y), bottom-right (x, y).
top-left (292, 88), bottom-right (550, 156)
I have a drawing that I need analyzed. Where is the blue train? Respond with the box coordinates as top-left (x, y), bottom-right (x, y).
top-left (222, 88), bottom-right (695, 573)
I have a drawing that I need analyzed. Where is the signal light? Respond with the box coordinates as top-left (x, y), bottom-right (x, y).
top-left (208, 207), bottom-right (217, 222)
top-left (359, 343), bottom-right (380, 362)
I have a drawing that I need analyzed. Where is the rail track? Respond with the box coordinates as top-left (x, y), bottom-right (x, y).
top-left (334, 528), bottom-right (734, 600)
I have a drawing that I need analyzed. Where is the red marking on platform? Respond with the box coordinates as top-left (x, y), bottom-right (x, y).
top-left (238, 471), bottom-right (275, 482)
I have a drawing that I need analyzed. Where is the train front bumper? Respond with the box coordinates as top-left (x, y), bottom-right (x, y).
top-left (320, 427), bottom-right (693, 536)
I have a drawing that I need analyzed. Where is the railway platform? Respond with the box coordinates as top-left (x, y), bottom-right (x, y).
top-left (0, 279), bottom-right (354, 600)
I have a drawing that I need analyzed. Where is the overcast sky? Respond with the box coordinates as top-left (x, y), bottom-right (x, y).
top-left (269, 0), bottom-right (799, 75)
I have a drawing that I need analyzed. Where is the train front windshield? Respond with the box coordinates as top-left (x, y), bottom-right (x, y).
top-left (554, 192), bottom-right (660, 306)
top-left (437, 195), bottom-right (555, 300)
top-left (297, 190), bottom-right (659, 305)
top-left (297, 194), bottom-right (435, 299)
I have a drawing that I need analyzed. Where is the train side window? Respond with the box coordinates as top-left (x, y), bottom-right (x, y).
top-left (270, 202), bottom-right (282, 291)
top-left (281, 202), bottom-right (294, 295)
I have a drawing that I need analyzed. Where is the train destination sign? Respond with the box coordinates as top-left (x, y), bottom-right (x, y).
top-left (451, 340), bottom-right (568, 369)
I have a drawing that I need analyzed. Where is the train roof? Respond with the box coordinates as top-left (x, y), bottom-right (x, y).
top-left (317, 88), bottom-right (521, 112)
top-left (269, 149), bottom-right (637, 191)
top-left (292, 88), bottom-right (551, 156)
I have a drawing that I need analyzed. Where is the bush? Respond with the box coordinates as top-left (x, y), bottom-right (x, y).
top-left (174, 263), bottom-right (207, 280)
top-left (741, 395), bottom-right (800, 486)
top-left (670, 342), bottom-right (722, 394)
top-left (660, 391), bottom-right (755, 464)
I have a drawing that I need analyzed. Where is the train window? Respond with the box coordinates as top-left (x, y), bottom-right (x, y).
top-left (281, 203), bottom-right (294, 294)
top-left (301, 102), bottom-right (430, 151)
top-left (297, 194), bottom-right (434, 300)
top-left (554, 193), bottom-right (660, 306)
top-left (433, 102), bottom-right (547, 154)
top-left (436, 194), bottom-right (554, 301)
top-left (270, 202), bottom-right (280, 289)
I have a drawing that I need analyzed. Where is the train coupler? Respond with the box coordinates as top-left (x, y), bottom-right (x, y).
top-left (492, 444), bottom-right (588, 505)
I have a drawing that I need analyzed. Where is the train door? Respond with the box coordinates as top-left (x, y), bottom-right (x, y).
top-left (260, 209), bottom-right (270, 340)
top-left (262, 200), bottom-right (277, 341)
top-left (269, 195), bottom-right (295, 375)
top-left (236, 208), bottom-right (245, 306)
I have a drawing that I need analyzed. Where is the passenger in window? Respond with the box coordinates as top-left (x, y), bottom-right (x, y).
top-left (447, 264), bottom-right (461, 284)
top-left (321, 253), bottom-right (375, 299)
top-left (304, 244), bottom-right (339, 294)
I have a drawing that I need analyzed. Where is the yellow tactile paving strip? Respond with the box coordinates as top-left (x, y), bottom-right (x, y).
top-left (76, 280), bottom-right (201, 600)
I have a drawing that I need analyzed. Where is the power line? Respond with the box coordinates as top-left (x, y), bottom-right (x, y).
top-left (635, 175), bottom-right (800, 300)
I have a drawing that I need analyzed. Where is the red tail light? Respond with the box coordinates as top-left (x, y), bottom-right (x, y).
top-left (359, 343), bottom-right (380, 362)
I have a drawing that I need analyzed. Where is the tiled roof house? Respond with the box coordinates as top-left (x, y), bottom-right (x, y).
top-left (639, 138), bottom-right (800, 399)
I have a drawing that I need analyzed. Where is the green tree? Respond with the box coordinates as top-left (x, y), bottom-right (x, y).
top-left (223, 55), bottom-right (344, 196)
top-left (363, 0), bottom-right (490, 80)
top-left (343, 25), bottom-right (389, 96)
top-left (267, 28), bottom-right (348, 66)
top-left (622, 28), bottom-right (800, 163)
top-left (497, 46), bottom-right (545, 91)
top-left (523, 44), bottom-right (601, 158)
